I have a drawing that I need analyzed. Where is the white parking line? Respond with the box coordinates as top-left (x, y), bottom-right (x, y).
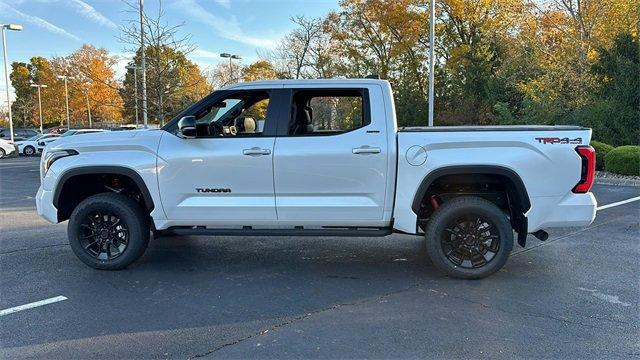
top-left (597, 196), bottom-right (640, 211)
top-left (0, 296), bottom-right (67, 317)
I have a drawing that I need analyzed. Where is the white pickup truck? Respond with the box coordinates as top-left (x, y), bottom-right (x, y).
top-left (36, 79), bottom-right (597, 278)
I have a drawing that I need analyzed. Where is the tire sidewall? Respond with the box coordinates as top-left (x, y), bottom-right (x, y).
top-left (24, 146), bottom-right (35, 156)
top-left (0, 148), bottom-right (5, 159)
top-left (425, 197), bottom-right (513, 279)
top-left (68, 193), bottom-right (149, 270)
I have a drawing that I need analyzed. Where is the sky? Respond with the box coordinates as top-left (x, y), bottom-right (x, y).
top-left (0, 0), bottom-right (339, 104)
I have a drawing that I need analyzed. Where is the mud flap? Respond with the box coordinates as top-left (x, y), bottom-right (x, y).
top-left (516, 216), bottom-right (528, 248)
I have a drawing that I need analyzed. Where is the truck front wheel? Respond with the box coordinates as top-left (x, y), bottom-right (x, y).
top-left (424, 196), bottom-right (513, 279)
top-left (68, 193), bottom-right (150, 270)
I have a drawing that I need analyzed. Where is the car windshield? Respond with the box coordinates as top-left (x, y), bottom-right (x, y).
top-left (60, 131), bottom-right (76, 137)
top-left (26, 135), bottom-right (40, 141)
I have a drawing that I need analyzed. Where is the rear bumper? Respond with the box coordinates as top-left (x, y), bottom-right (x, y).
top-left (528, 192), bottom-right (597, 231)
top-left (36, 186), bottom-right (58, 223)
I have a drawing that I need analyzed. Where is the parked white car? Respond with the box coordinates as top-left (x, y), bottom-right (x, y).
top-left (37, 79), bottom-right (597, 278)
top-left (16, 133), bottom-right (61, 156)
top-left (0, 138), bottom-right (17, 159)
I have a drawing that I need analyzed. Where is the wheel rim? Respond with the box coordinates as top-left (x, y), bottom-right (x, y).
top-left (441, 215), bottom-right (500, 269)
top-left (79, 211), bottom-right (129, 260)
top-left (25, 147), bottom-right (34, 155)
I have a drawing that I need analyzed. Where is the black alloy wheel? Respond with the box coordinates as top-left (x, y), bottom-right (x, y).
top-left (79, 211), bottom-right (129, 260)
top-left (441, 215), bottom-right (500, 269)
top-left (68, 193), bottom-right (149, 270)
top-left (424, 196), bottom-right (513, 279)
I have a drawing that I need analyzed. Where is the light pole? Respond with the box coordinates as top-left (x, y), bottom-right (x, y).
top-left (220, 53), bottom-right (242, 83)
top-left (2, 23), bottom-right (23, 143)
top-left (83, 82), bottom-right (92, 128)
top-left (139, 0), bottom-right (148, 129)
top-left (57, 75), bottom-right (75, 130)
top-left (428, 0), bottom-right (435, 127)
top-left (30, 84), bottom-right (47, 133)
top-left (125, 64), bottom-right (141, 127)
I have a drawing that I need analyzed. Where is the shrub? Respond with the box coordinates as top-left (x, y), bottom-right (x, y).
top-left (591, 141), bottom-right (614, 170)
top-left (604, 146), bottom-right (640, 176)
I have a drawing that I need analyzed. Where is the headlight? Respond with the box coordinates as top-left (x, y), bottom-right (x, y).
top-left (41, 149), bottom-right (78, 177)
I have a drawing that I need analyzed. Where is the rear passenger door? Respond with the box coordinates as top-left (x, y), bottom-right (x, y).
top-left (273, 85), bottom-right (389, 226)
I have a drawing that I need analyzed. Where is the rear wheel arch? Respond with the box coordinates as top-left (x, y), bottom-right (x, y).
top-left (53, 166), bottom-right (155, 222)
top-left (412, 166), bottom-right (531, 238)
top-left (412, 165), bottom-right (531, 214)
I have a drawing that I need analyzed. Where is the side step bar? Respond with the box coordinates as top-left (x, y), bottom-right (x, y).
top-left (166, 226), bottom-right (393, 237)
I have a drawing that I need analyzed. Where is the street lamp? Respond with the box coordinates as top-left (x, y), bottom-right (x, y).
top-left (2, 23), bottom-right (23, 143)
top-left (56, 75), bottom-right (75, 130)
top-left (30, 84), bottom-right (47, 133)
top-left (220, 53), bottom-right (242, 83)
top-left (428, 0), bottom-right (435, 127)
top-left (83, 82), bottom-right (92, 128)
top-left (125, 64), bottom-right (141, 127)
top-left (139, 0), bottom-right (148, 129)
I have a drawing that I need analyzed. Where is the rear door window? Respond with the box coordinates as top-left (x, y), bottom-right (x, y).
top-left (285, 89), bottom-right (370, 136)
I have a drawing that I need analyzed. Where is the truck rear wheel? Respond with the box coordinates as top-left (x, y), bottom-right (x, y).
top-left (424, 196), bottom-right (513, 279)
top-left (68, 193), bottom-right (149, 270)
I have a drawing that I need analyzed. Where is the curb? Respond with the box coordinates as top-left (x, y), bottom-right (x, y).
top-left (595, 179), bottom-right (640, 187)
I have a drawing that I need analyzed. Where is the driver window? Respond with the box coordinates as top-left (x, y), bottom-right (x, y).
top-left (194, 91), bottom-right (270, 137)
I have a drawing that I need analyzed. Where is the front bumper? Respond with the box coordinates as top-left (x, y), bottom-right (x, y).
top-left (36, 186), bottom-right (58, 223)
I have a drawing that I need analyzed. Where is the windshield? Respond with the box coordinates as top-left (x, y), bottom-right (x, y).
top-left (60, 131), bottom-right (76, 137)
top-left (26, 135), bottom-right (40, 141)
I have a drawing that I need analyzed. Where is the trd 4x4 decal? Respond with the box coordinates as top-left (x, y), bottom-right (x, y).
top-left (535, 137), bottom-right (582, 145)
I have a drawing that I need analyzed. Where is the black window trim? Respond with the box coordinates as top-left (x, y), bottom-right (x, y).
top-left (275, 88), bottom-right (371, 137)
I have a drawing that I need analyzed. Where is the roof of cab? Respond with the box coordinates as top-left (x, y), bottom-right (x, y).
top-left (221, 78), bottom-right (390, 90)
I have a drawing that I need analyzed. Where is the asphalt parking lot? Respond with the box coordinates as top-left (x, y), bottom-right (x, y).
top-left (0, 156), bottom-right (638, 359)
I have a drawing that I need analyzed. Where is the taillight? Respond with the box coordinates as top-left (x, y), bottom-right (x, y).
top-left (572, 146), bottom-right (595, 193)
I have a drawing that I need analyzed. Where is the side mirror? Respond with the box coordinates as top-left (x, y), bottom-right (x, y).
top-left (178, 116), bottom-right (197, 138)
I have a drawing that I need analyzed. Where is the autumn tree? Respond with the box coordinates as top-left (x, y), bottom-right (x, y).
top-left (9, 62), bottom-right (34, 126)
top-left (206, 60), bottom-right (244, 89)
top-left (242, 60), bottom-right (277, 82)
top-left (9, 57), bottom-right (66, 128)
top-left (584, 33), bottom-right (640, 146)
top-left (63, 45), bottom-right (124, 125)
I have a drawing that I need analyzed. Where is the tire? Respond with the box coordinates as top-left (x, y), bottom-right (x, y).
top-left (23, 146), bottom-right (35, 156)
top-left (68, 193), bottom-right (150, 270)
top-left (424, 196), bottom-right (513, 279)
top-left (0, 148), bottom-right (5, 159)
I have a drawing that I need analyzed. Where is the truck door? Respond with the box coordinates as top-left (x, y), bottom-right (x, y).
top-left (157, 89), bottom-right (283, 224)
top-left (273, 85), bottom-right (390, 226)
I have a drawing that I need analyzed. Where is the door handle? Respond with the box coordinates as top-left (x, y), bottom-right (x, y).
top-left (243, 147), bottom-right (271, 156)
top-left (352, 146), bottom-right (381, 154)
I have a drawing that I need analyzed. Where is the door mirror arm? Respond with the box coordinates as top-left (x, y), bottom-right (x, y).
top-left (178, 116), bottom-right (197, 139)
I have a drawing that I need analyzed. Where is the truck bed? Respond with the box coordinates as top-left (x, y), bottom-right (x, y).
top-left (392, 126), bottom-right (594, 234)
top-left (399, 125), bottom-right (588, 132)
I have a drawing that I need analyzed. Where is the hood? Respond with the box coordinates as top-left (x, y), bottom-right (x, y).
top-left (46, 129), bottom-right (164, 154)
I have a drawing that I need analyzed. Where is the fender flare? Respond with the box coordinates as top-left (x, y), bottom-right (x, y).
top-left (52, 166), bottom-right (155, 212)
top-left (411, 165), bottom-right (531, 215)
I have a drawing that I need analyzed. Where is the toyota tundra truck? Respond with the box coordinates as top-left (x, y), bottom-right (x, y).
top-left (36, 79), bottom-right (597, 278)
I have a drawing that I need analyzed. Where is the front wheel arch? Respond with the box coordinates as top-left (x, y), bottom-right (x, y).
top-left (53, 166), bottom-right (155, 222)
